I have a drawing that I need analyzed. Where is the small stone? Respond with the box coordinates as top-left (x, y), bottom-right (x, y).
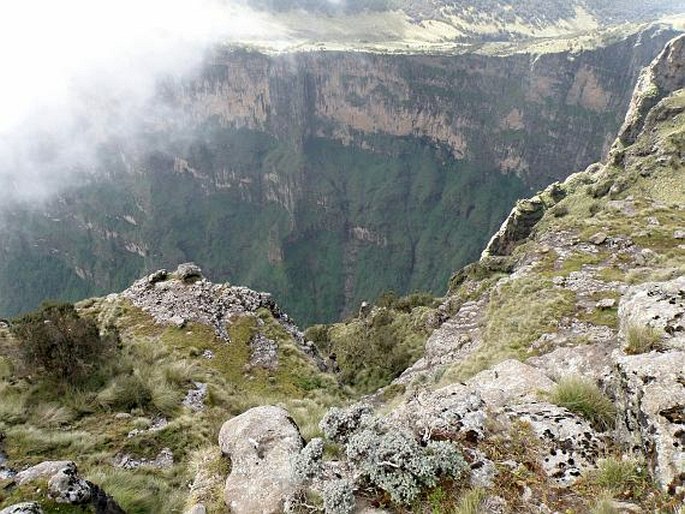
top-left (596, 298), bottom-right (617, 309)
top-left (185, 505), bottom-right (207, 514)
top-left (647, 217), bottom-right (660, 226)
top-left (170, 315), bottom-right (186, 328)
top-left (674, 230), bottom-right (685, 239)
top-left (114, 412), bottom-right (132, 420)
top-left (182, 382), bottom-right (208, 412)
top-left (589, 232), bottom-right (608, 245)
top-left (552, 276), bottom-right (566, 286)
top-left (202, 349), bottom-right (215, 359)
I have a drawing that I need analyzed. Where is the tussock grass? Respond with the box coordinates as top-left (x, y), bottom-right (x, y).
top-left (625, 324), bottom-right (662, 354)
top-left (454, 488), bottom-right (487, 514)
top-left (549, 377), bottom-right (616, 431)
top-left (594, 457), bottom-right (648, 497)
top-left (591, 492), bottom-right (618, 514)
top-left (88, 466), bottom-right (188, 514)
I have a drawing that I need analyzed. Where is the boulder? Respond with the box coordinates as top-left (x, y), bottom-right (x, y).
top-left (0, 504), bottom-right (43, 514)
top-left (500, 402), bottom-right (606, 486)
top-left (618, 276), bottom-right (685, 351)
top-left (147, 268), bottom-right (168, 284)
top-left (613, 351), bottom-right (685, 494)
top-left (588, 232), bottom-right (608, 245)
top-left (14, 460), bottom-right (75, 486)
top-left (527, 344), bottom-right (613, 383)
top-left (219, 406), bottom-right (304, 514)
top-left (176, 263), bottom-right (203, 282)
top-left (185, 505), bottom-right (207, 514)
top-left (465, 359), bottom-right (555, 408)
top-left (48, 466), bottom-right (91, 504)
top-left (386, 383), bottom-right (487, 442)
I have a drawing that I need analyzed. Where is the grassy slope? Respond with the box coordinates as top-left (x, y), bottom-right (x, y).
top-left (0, 296), bottom-right (347, 512)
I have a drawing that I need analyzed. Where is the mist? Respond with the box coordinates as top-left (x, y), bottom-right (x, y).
top-left (0, 0), bottom-right (289, 201)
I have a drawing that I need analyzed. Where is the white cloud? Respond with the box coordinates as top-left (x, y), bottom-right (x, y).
top-left (0, 0), bottom-right (288, 199)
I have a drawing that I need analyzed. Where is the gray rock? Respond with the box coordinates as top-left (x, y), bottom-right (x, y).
top-left (147, 269), bottom-right (168, 284)
top-left (527, 344), bottom-right (613, 383)
top-left (482, 195), bottom-right (547, 258)
top-left (183, 382), bottom-right (207, 411)
top-left (674, 230), bottom-right (685, 239)
top-left (501, 402), bottom-right (606, 486)
top-left (613, 351), bottom-right (685, 495)
top-left (113, 448), bottom-right (174, 470)
top-left (466, 449), bottom-right (497, 488)
top-left (0, 503), bottom-right (44, 514)
top-left (249, 333), bottom-right (278, 370)
top-left (170, 315), bottom-right (186, 328)
top-left (616, 34), bottom-right (685, 146)
top-left (596, 298), bottom-right (617, 309)
top-left (48, 466), bottom-right (91, 504)
top-left (465, 359), bottom-right (556, 408)
top-left (176, 263), bottom-right (203, 282)
top-left (386, 383), bottom-right (487, 442)
top-left (14, 460), bottom-right (75, 486)
top-left (618, 276), bottom-right (685, 351)
top-left (589, 232), bottom-right (608, 245)
top-left (185, 505), bottom-right (207, 514)
top-left (219, 406), bottom-right (304, 514)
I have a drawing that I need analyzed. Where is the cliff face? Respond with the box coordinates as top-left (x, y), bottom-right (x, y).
top-left (0, 25), bottom-right (679, 325)
top-left (174, 26), bottom-right (677, 188)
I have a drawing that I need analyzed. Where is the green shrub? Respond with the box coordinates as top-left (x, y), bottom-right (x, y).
top-left (625, 324), bottom-right (662, 354)
top-left (550, 377), bottom-right (616, 431)
top-left (11, 302), bottom-right (117, 385)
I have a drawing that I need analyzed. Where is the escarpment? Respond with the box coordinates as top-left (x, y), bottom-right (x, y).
top-left (0, 24), bottom-right (680, 325)
top-left (2, 32), bottom-right (685, 512)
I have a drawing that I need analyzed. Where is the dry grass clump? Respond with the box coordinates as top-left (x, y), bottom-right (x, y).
top-left (625, 324), bottom-right (662, 354)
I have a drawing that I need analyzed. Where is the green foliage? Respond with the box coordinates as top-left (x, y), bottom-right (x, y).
top-left (322, 479), bottom-right (356, 514)
top-left (594, 457), bottom-right (650, 498)
top-left (550, 377), bottom-right (616, 431)
top-left (345, 419), bottom-right (466, 505)
top-left (322, 304), bottom-right (433, 393)
top-left (625, 324), bottom-right (662, 354)
top-left (11, 302), bottom-right (117, 386)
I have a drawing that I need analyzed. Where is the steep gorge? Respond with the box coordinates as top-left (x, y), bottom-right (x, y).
top-left (0, 24), bottom-right (679, 324)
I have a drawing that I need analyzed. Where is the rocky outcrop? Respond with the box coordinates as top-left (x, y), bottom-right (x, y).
top-left (617, 34), bottom-right (685, 146)
top-left (500, 402), bottom-right (606, 486)
top-left (612, 276), bottom-right (685, 495)
top-left (618, 276), bottom-right (685, 352)
top-left (8, 461), bottom-right (125, 514)
top-left (219, 406), bottom-right (304, 514)
top-left (482, 182), bottom-right (565, 258)
top-left (613, 351), bottom-right (685, 495)
top-left (121, 263), bottom-right (325, 368)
